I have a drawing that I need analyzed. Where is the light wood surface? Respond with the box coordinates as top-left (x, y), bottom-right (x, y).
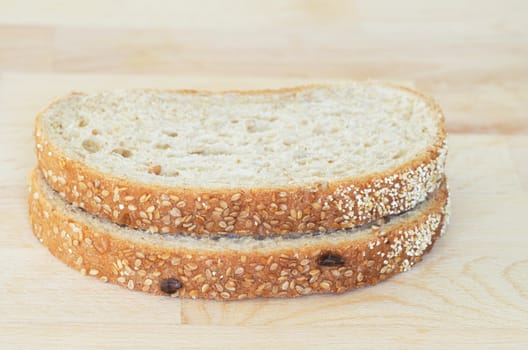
top-left (0, 1), bottom-right (527, 349)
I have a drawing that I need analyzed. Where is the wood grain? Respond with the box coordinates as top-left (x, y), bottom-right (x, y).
top-left (0, 0), bottom-right (527, 348)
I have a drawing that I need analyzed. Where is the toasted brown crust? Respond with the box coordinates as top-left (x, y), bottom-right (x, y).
top-left (34, 84), bottom-right (447, 237)
top-left (28, 170), bottom-right (449, 300)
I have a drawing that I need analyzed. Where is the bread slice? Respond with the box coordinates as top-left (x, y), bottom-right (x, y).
top-left (34, 83), bottom-right (447, 237)
top-left (29, 169), bottom-right (449, 300)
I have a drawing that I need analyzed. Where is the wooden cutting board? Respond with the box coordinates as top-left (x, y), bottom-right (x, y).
top-left (0, 1), bottom-right (527, 349)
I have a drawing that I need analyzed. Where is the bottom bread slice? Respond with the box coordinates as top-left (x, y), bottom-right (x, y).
top-left (29, 170), bottom-right (449, 300)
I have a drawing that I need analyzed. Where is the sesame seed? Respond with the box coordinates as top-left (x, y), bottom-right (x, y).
top-left (320, 281), bottom-right (331, 289)
top-left (169, 207), bottom-right (181, 217)
top-left (357, 272), bottom-right (364, 282)
top-left (225, 281), bottom-right (236, 291)
top-left (281, 281), bottom-right (289, 290)
top-left (185, 263), bottom-right (198, 271)
top-left (295, 285), bottom-right (305, 294)
top-left (139, 194), bottom-right (151, 203)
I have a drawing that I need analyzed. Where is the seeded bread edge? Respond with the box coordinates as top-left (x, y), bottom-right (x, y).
top-left (29, 170), bottom-right (449, 300)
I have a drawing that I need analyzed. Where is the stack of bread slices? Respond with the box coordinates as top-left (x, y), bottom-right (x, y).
top-left (29, 83), bottom-right (449, 300)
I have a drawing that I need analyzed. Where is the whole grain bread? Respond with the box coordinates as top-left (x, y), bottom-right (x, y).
top-left (35, 83), bottom-right (447, 237)
top-left (29, 170), bottom-right (449, 300)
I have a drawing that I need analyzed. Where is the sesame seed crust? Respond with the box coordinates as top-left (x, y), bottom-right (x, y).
top-left (28, 170), bottom-right (449, 300)
top-left (34, 85), bottom-right (447, 237)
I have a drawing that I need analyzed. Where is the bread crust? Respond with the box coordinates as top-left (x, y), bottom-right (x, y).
top-left (35, 84), bottom-right (447, 237)
top-left (28, 170), bottom-right (449, 300)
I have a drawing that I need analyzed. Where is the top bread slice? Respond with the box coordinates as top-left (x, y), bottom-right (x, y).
top-left (34, 83), bottom-right (447, 237)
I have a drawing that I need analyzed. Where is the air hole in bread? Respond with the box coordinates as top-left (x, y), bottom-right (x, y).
top-left (78, 119), bottom-right (88, 127)
top-left (112, 148), bottom-right (133, 158)
top-left (155, 144), bottom-right (170, 150)
top-left (92, 129), bottom-right (100, 135)
top-left (164, 131), bottom-right (178, 137)
top-left (189, 149), bottom-right (227, 156)
top-left (148, 164), bottom-right (162, 175)
top-left (392, 150), bottom-right (405, 160)
top-left (245, 120), bottom-right (256, 132)
top-left (51, 122), bottom-right (64, 130)
top-left (82, 139), bottom-right (100, 153)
